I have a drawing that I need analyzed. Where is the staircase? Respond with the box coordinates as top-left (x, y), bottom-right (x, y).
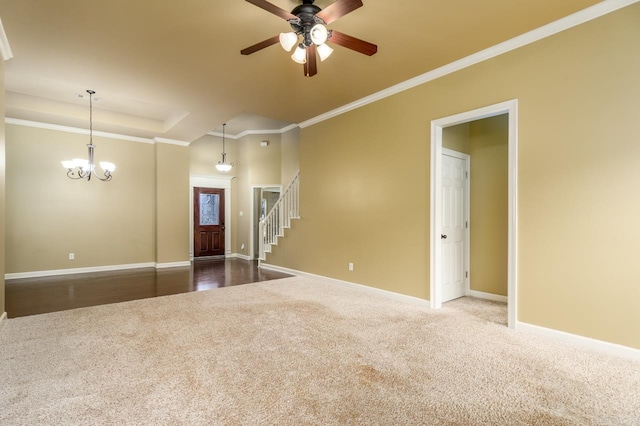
top-left (258, 171), bottom-right (300, 261)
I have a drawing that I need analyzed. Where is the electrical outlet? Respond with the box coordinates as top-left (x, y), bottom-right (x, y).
top-left (348, 262), bottom-right (354, 271)
top-left (241, 243), bottom-right (245, 250)
top-left (69, 253), bottom-right (75, 260)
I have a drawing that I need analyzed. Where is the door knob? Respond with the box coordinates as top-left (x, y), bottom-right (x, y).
top-left (441, 234), bottom-right (447, 239)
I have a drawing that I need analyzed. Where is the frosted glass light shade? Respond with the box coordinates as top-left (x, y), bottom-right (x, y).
top-left (310, 24), bottom-right (328, 45)
top-left (291, 45), bottom-right (307, 64)
top-left (62, 160), bottom-right (75, 169)
top-left (73, 158), bottom-right (89, 170)
top-left (216, 163), bottom-right (233, 172)
top-left (279, 32), bottom-right (298, 52)
top-left (317, 43), bottom-right (334, 61)
top-left (100, 162), bottom-right (116, 172)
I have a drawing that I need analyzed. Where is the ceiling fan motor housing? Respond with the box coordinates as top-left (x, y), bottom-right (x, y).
top-left (290, 2), bottom-right (324, 47)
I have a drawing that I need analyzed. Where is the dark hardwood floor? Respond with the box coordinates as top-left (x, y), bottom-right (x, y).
top-left (5, 258), bottom-right (292, 318)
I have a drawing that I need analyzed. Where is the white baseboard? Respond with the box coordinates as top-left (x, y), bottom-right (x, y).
top-left (0, 312), bottom-right (7, 328)
top-left (227, 253), bottom-right (252, 261)
top-left (517, 321), bottom-right (640, 361)
top-left (259, 263), bottom-right (431, 308)
top-left (5, 262), bottom-right (157, 280)
top-left (467, 289), bottom-right (508, 303)
top-left (155, 261), bottom-right (191, 269)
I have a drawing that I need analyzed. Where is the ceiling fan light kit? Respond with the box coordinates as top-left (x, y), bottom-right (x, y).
top-left (242, 0), bottom-right (377, 77)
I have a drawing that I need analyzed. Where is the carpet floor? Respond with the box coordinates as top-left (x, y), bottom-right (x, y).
top-left (0, 276), bottom-right (638, 425)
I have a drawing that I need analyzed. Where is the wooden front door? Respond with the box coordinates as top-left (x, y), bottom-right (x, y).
top-left (194, 187), bottom-right (225, 257)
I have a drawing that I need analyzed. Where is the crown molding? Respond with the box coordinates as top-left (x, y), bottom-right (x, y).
top-left (299, 0), bottom-right (640, 129)
top-left (153, 137), bottom-right (190, 147)
top-left (207, 123), bottom-right (299, 140)
top-left (0, 17), bottom-right (13, 61)
top-left (5, 118), bottom-right (156, 144)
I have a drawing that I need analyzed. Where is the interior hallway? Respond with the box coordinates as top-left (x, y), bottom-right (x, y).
top-left (5, 259), bottom-right (292, 318)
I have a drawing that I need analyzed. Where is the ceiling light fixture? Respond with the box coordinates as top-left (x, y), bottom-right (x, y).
top-left (242, 0), bottom-right (378, 77)
top-left (62, 90), bottom-right (115, 181)
top-left (215, 123), bottom-right (233, 172)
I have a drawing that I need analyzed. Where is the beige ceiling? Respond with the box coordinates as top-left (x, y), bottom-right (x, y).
top-left (0, 0), bottom-right (603, 141)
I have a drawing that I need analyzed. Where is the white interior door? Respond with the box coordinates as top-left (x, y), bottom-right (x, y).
top-left (441, 152), bottom-right (469, 302)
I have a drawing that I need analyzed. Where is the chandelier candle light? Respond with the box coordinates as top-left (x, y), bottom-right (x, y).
top-left (62, 90), bottom-right (115, 181)
top-left (215, 123), bottom-right (233, 172)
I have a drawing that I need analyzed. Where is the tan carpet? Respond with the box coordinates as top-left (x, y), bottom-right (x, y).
top-left (0, 276), bottom-right (638, 425)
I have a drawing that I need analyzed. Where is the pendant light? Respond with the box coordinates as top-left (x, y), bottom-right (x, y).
top-left (215, 123), bottom-right (233, 172)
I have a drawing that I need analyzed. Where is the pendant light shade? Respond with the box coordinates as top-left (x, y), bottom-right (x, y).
top-left (279, 32), bottom-right (298, 52)
top-left (317, 43), bottom-right (334, 61)
top-left (310, 24), bottom-right (328, 45)
top-left (291, 44), bottom-right (307, 64)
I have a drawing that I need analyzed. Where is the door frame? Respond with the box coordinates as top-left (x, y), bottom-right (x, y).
top-left (250, 184), bottom-right (282, 260)
top-left (430, 99), bottom-right (518, 328)
top-left (189, 175), bottom-right (234, 260)
top-left (441, 148), bottom-right (471, 300)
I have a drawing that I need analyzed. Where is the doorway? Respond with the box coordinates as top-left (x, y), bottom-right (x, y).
top-left (430, 100), bottom-right (518, 328)
top-left (193, 187), bottom-right (226, 258)
top-left (252, 186), bottom-right (282, 259)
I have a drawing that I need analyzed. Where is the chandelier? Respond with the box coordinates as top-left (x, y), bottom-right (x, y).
top-left (215, 123), bottom-right (233, 172)
top-left (61, 90), bottom-right (115, 181)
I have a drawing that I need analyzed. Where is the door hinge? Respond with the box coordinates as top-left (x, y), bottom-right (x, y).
top-left (465, 221), bottom-right (468, 229)
top-left (465, 171), bottom-right (469, 179)
top-left (465, 271), bottom-right (468, 278)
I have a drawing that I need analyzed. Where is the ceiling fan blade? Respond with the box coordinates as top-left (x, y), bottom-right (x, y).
top-left (241, 35), bottom-right (280, 55)
top-left (245, 0), bottom-right (296, 20)
top-left (329, 30), bottom-right (377, 56)
top-left (316, 0), bottom-right (363, 24)
top-left (304, 45), bottom-right (318, 77)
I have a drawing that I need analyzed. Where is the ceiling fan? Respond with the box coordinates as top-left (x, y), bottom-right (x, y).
top-left (241, 0), bottom-right (377, 77)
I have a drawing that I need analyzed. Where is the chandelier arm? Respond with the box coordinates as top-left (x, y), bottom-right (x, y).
top-left (66, 170), bottom-right (85, 180)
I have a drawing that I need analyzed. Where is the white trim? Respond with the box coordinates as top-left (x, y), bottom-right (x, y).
top-left (208, 124), bottom-right (299, 140)
top-left (517, 321), bottom-right (640, 361)
top-left (430, 99), bottom-right (518, 330)
top-left (155, 261), bottom-right (191, 269)
top-left (5, 262), bottom-right (156, 280)
top-left (0, 312), bottom-right (7, 328)
top-left (260, 264), bottom-right (431, 308)
top-left (229, 253), bottom-right (252, 261)
top-left (153, 137), bottom-right (190, 147)
top-left (0, 17), bottom-right (13, 61)
top-left (5, 118), bottom-right (155, 144)
top-left (467, 290), bottom-right (508, 303)
top-left (299, 0), bottom-right (639, 129)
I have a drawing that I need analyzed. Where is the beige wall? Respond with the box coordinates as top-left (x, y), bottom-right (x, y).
top-left (266, 4), bottom-right (640, 349)
top-left (469, 116), bottom-right (508, 296)
top-left (5, 125), bottom-right (191, 272)
top-left (6, 126), bottom-right (155, 272)
top-left (155, 143), bottom-right (190, 264)
top-left (443, 123), bottom-right (470, 154)
top-left (281, 127), bottom-right (300, 186)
